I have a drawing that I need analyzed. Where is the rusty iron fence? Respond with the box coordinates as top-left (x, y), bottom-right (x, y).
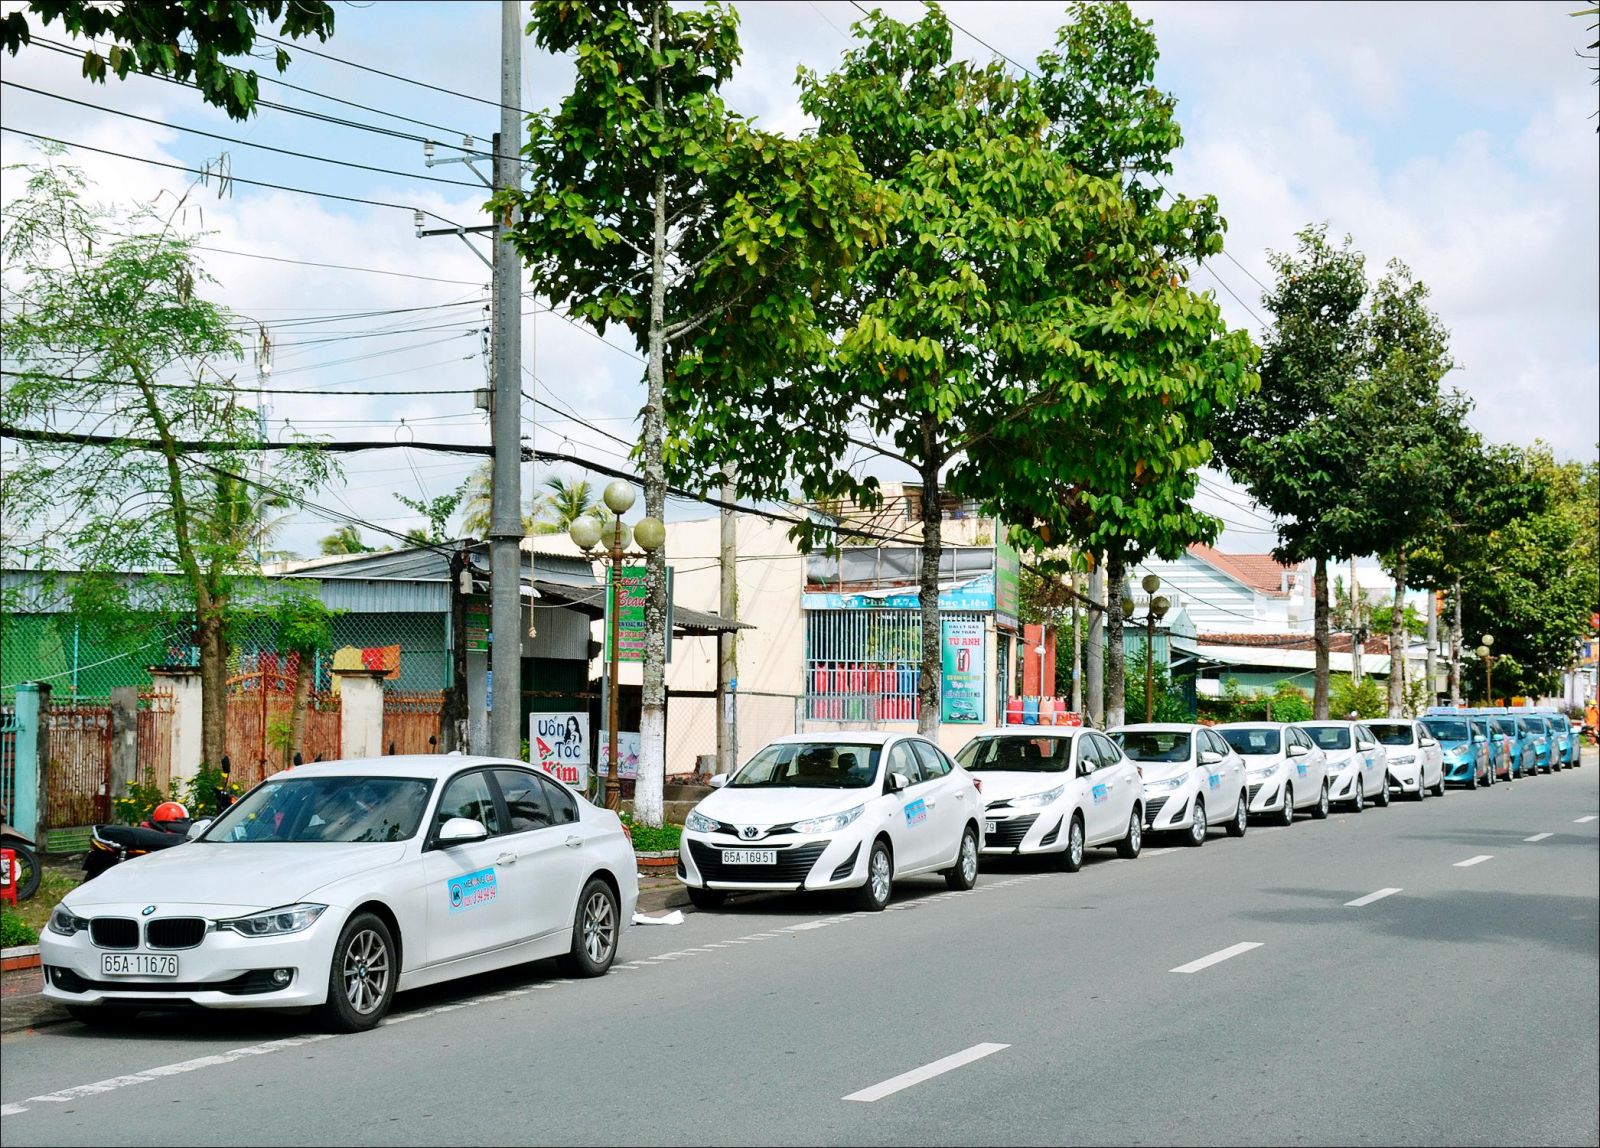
top-left (381, 691), bottom-right (445, 756)
top-left (46, 701), bottom-right (112, 827)
top-left (225, 662), bottom-right (341, 788)
top-left (135, 688), bottom-right (174, 792)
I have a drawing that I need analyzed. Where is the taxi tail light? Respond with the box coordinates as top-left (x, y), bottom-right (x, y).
top-left (620, 822), bottom-right (633, 844)
top-left (972, 778), bottom-right (982, 794)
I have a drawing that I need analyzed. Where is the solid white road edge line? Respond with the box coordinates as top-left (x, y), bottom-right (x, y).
top-left (1524, 833), bottom-right (1554, 842)
top-left (1345, 887), bottom-right (1402, 907)
top-left (1170, 942), bottom-right (1264, 974)
top-left (842, 1043), bottom-right (1010, 1103)
top-left (1453, 855), bottom-right (1494, 867)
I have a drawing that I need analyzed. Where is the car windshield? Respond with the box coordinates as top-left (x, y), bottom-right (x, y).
top-left (204, 775), bottom-right (434, 843)
top-left (1303, 726), bottom-right (1352, 751)
top-left (1518, 718), bottom-right (1544, 735)
top-left (1492, 718), bottom-right (1518, 736)
top-left (1115, 731), bottom-right (1192, 763)
top-left (1425, 719), bottom-right (1471, 741)
top-left (1367, 723), bottom-right (1416, 747)
top-left (1219, 728), bottom-right (1281, 755)
top-left (729, 743), bottom-right (880, 788)
top-left (955, 736), bottom-right (1071, 773)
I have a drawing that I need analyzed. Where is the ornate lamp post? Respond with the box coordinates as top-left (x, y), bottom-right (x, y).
top-left (1122, 574), bottom-right (1173, 723)
top-left (1477, 633), bottom-right (1495, 705)
top-left (569, 480), bottom-right (665, 811)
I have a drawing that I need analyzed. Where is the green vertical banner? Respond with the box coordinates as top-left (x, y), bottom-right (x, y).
top-left (941, 617), bottom-right (986, 724)
top-left (994, 536), bottom-right (1021, 634)
top-left (605, 567), bottom-right (674, 663)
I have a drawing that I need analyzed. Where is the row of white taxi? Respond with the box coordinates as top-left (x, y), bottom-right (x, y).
top-left (676, 717), bottom-right (1450, 912)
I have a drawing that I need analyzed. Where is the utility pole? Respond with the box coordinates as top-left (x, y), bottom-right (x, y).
top-left (1086, 560), bottom-right (1105, 727)
top-left (1424, 589), bottom-right (1438, 707)
top-left (1069, 569), bottom-right (1082, 717)
top-left (717, 480), bottom-right (739, 778)
top-left (1350, 556), bottom-right (1363, 685)
top-left (487, 0), bottom-right (525, 760)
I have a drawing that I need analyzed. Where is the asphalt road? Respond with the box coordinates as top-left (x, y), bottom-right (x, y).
top-left (3, 752), bottom-right (1595, 1148)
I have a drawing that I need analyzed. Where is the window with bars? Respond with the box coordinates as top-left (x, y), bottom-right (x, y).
top-left (804, 610), bottom-right (985, 722)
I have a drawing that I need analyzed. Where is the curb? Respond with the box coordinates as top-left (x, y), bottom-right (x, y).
top-left (1, 945), bottom-right (41, 973)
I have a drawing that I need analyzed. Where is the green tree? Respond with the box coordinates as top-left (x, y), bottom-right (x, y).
top-left (1329, 672), bottom-right (1384, 720)
top-left (1214, 226), bottom-right (1372, 718)
top-left (319, 525), bottom-right (374, 556)
top-left (458, 460), bottom-right (542, 538)
top-left (495, 0), bottom-right (888, 823)
top-left (0, 156), bottom-right (333, 768)
top-left (2, 1), bottom-right (335, 121)
top-left (395, 490), bottom-right (463, 547)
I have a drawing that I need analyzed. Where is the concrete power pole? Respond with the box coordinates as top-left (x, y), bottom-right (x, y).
top-left (1070, 570), bottom-right (1082, 717)
top-left (1350, 556), bottom-right (1363, 685)
top-left (488, 0), bottom-right (524, 759)
top-left (1086, 562), bottom-right (1105, 727)
top-left (717, 480), bottom-right (738, 778)
top-left (1424, 589), bottom-right (1438, 707)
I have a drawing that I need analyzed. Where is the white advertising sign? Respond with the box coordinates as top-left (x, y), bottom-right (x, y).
top-left (530, 712), bottom-right (590, 788)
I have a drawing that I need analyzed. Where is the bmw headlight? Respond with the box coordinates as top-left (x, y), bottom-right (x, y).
top-left (793, 805), bottom-right (865, 835)
top-left (217, 903), bottom-right (327, 938)
top-left (1145, 776), bottom-right (1186, 793)
top-left (685, 809), bottom-right (720, 834)
top-left (1011, 785), bottom-right (1066, 809)
top-left (48, 906), bottom-right (89, 937)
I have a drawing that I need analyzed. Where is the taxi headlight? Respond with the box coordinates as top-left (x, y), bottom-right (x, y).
top-left (1247, 764), bottom-right (1279, 781)
top-left (793, 805), bottom-right (864, 835)
top-left (1390, 754), bottom-right (1416, 765)
top-left (1011, 785), bottom-right (1066, 809)
top-left (1145, 776), bottom-right (1186, 793)
top-left (217, 903), bottom-right (327, 938)
top-left (1326, 755), bottom-right (1352, 771)
top-left (685, 809), bottom-right (720, 834)
top-left (48, 906), bottom-right (89, 937)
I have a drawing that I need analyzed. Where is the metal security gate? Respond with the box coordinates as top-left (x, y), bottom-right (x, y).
top-left (46, 701), bottom-right (113, 827)
top-left (382, 691), bottom-right (444, 755)
top-left (1, 708), bottom-right (17, 820)
top-left (136, 689), bottom-right (174, 792)
top-left (804, 610), bottom-right (924, 722)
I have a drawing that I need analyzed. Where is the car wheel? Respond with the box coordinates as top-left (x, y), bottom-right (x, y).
top-left (1116, 808), bottom-right (1143, 859)
top-left (1374, 777), bottom-right (1391, 808)
top-left (1431, 771), bottom-right (1446, 797)
top-left (6, 844), bottom-right (41, 901)
top-left (945, 826), bottom-right (979, 890)
top-left (1227, 791), bottom-right (1248, 837)
top-left (66, 1005), bottom-right (139, 1027)
top-left (1277, 784), bottom-right (1295, 827)
top-left (1312, 782), bottom-right (1330, 820)
top-left (1350, 780), bottom-right (1365, 812)
top-left (1414, 775), bottom-right (1427, 802)
top-left (686, 886), bottom-right (726, 910)
top-left (854, 839), bottom-right (892, 912)
top-left (557, 877), bottom-right (619, 978)
top-left (317, 911), bottom-right (396, 1033)
top-left (1057, 814), bottom-right (1087, 872)
top-left (1185, 799), bottom-right (1207, 847)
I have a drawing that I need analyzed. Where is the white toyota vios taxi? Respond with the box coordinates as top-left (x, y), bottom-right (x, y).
top-left (677, 733), bottom-right (983, 912)
top-left (1366, 719), bottom-right (1447, 800)
top-left (1215, 722), bottom-right (1332, 825)
top-left (953, 728), bottom-right (1143, 870)
top-left (1293, 721), bottom-right (1392, 811)
top-left (40, 757), bottom-right (638, 1031)
top-left (1110, 724), bottom-right (1249, 847)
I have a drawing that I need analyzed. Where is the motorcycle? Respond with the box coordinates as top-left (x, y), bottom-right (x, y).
top-left (83, 801), bottom-right (194, 881)
top-left (1, 803), bottom-right (42, 901)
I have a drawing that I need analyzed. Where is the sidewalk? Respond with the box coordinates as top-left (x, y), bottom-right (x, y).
top-left (0, 873), bottom-right (693, 1035)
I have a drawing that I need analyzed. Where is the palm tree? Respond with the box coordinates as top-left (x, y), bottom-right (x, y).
top-left (319, 525), bottom-right (372, 555)
top-left (532, 476), bottom-right (610, 535)
top-left (458, 461), bottom-right (540, 537)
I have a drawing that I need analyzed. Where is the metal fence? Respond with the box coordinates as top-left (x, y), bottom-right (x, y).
top-left (46, 701), bottom-right (112, 827)
top-left (382, 691), bottom-right (445, 756)
top-left (224, 665), bottom-right (342, 788)
top-left (804, 609), bottom-right (932, 722)
top-left (1, 707), bottom-right (16, 819)
top-left (136, 688), bottom-right (174, 792)
top-left (663, 691), bottom-right (802, 777)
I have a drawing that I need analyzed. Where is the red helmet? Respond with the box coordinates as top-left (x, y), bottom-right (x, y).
top-left (151, 801), bottom-right (189, 823)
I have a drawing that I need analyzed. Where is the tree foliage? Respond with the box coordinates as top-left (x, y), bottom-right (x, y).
top-left (2, 1), bottom-right (336, 120)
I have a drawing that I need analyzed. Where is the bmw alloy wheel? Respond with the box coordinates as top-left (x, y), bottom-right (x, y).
top-left (341, 927), bottom-right (391, 1016)
top-left (581, 888), bottom-right (616, 965)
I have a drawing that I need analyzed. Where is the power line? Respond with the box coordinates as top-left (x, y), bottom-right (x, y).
top-left (0, 368), bottom-right (479, 397)
top-left (186, 243), bottom-right (485, 286)
top-left (1, 81), bottom-right (486, 188)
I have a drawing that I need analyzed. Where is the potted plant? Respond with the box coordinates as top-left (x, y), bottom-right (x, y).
top-left (620, 815), bottom-right (682, 871)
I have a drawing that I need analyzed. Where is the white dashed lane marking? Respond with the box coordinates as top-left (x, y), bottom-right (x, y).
top-left (1575, 816), bottom-right (1596, 824)
top-left (1524, 833), bottom-right (1554, 842)
top-left (1170, 942), bottom-right (1264, 974)
top-left (1453, 855), bottom-right (1494, 867)
top-left (842, 1043), bottom-right (1010, 1103)
top-left (1345, 887), bottom-right (1402, 907)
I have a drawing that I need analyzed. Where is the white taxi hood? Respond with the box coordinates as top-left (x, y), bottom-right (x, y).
top-left (1133, 760), bottom-right (1194, 786)
top-left (67, 841), bottom-right (409, 909)
top-left (971, 771), bottom-right (1073, 803)
top-left (696, 786), bottom-right (873, 826)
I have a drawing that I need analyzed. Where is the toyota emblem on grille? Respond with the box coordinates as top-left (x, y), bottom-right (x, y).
top-left (741, 826), bottom-right (760, 840)
top-left (141, 905), bottom-right (157, 916)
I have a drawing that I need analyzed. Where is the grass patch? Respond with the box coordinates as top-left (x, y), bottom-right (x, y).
top-left (620, 815), bottom-right (682, 852)
top-left (1, 906), bottom-right (38, 947)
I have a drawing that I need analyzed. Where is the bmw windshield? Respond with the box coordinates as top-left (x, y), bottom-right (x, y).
top-left (204, 776), bottom-right (434, 844)
top-left (729, 743), bottom-right (880, 788)
top-left (955, 736), bottom-right (1072, 773)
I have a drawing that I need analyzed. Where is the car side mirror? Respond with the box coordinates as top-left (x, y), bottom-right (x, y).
top-left (1077, 760), bottom-right (1095, 778)
top-left (1358, 741), bottom-right (1375, 751)
top-left (437, 817), bottom-right (489, 846)
top-left (1199, 750), bottom-right (1222, 766)
top-left (1420, 737), bottom-right (1438, 747)
top-left (186, 818), bottom-right (212, 841)
top-left (1288, 744), bottom-right (1308, 757)
top-left (888, 772), bottom-right (911, 793)
top-left (709, 773), bottom-right (728, 789)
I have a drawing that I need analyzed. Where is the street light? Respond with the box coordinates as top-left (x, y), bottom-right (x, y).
top-left (570, 480), bottom-right (665, 812)
top-left (1478, 634), bottom-right (1495, 705)
top-left (1123, 575), bottom-right (1172, 723)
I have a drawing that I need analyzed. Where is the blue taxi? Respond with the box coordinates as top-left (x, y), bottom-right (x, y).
top-left (1421, 711), bottom-right (1490, 788)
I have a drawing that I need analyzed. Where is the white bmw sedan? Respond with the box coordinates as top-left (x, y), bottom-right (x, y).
top-left (678, 733), bottom-right (983, 912)
top-left (40, 757), bottom-right (637, 1031)
top-left (1293, 722), bottom-right (1392, 811)
top-left (953, 728), bottom-right (1143, 870)
top-left (1366, 719), bottom-right (1446, 800)
top-left (1215, 722), bottom-right (1331, 825)
top-left (1110, 724), bottom-right (1249, 847)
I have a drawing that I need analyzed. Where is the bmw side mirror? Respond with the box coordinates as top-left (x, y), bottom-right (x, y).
top-left (186, 818), bottom-right (212, 841)
top-left (438, 817), bottom-right (489, 846)
top-left (709, 773), bottom-right (728, 789)
top-left (889, 772), bottom-right (911, 793)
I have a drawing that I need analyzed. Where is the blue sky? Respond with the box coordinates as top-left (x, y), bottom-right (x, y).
top-left (1, 0), bottom-right (1595, 558)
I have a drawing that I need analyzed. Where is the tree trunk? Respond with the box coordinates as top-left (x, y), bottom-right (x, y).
top-left (1448, 577), bottom-right (1463, 705)
top-left (1387, 554), bottom-right (1406, 717)
top-left (916, 427), bottom-right (943, 736)
top-left (196, 603), bottom-right (228, 774)
top-left (1424, 586), bottom-right (1438, 708)
top-left (1313, 556), bottom-right (1330, 718)
top-left (1086, 561), bottom-right (1104, 726)
top-left (1106, 552), bottom-right (1126, 729)
top-left (288, 651), bottom-right (313, 767)
top-left (1069, 570), bottom-right (1082, 717)
top-left (635, 3), bottom-right (669, 826)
